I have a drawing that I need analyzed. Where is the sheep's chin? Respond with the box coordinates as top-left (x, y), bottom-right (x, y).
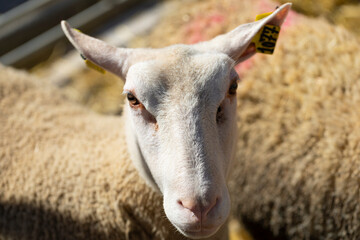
top-left (174, 224), bottom-right (220, 239)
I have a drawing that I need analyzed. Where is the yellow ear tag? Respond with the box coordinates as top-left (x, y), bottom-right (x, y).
top-left (80, 54), bottom-right (106, 74)
top-left (73, 28), bottom-right (106, 74)
top-left (252, 11), bottom-right (280, 54)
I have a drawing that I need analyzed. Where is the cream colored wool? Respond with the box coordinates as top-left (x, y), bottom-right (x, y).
top-left (1, 4), bottom-right (360, 240)
top-left (229, 16), bottom-right (360, 239)
top-left (0, 66), bottom-right (228, 240)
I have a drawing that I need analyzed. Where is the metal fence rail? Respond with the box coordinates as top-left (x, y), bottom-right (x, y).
top-left (0, 0), bottom-right (153, 69)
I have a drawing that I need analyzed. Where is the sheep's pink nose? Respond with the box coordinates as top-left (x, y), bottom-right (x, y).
top-left (178, 197), bottom-right (218, 220)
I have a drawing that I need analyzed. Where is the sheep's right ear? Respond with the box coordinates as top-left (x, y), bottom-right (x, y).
top-left (195, 3), bottom-right (292, 64)
top-left (61, 21), bottom-right (153, 80)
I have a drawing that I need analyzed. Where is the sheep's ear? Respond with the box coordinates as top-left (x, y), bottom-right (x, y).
top-left (196, 3), bottom-right (291, 64)
top-left (61, 21), bottom-right (139, 79)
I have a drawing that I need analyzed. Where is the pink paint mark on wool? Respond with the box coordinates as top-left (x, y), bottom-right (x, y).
top-left (235, 60), bottom-right (252, 77)
top-left (235, 56), bottom-right (265, 77)
top-left (183, 12), bottom-right (225, 44)
top-left (281, 10), bottom-right (299, 29)
top-left (188, 32), bottom-right (204, 44)
top-left (210, 14), bottom-right (225, 24)
top-left (257, 0), bottom-right (279, 14)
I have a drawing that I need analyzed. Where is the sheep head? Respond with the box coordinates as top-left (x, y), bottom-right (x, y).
top-left (61, 3), bottom-right (290, 239)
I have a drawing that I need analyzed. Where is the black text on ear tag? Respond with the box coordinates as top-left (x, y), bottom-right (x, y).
top-left (252, 12), bottom-right (281, 55)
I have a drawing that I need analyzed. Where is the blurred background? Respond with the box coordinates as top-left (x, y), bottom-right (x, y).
top-left (0, 0), bottom-right (359, 116)
top-left (0, 1), bottom-right (359, 239)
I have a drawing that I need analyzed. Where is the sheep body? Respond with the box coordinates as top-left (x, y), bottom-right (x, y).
top-left (230, 15), bottom-right (360, 239)
top-left (0, 66), bottom-right (230, 240)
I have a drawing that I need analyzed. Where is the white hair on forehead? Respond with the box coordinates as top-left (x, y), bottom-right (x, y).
top-left (125, 49), bottom-right (234, 116)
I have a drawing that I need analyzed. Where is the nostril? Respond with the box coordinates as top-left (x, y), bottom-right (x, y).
top-left (178, 199), bottom-right (201, 219)
top-left (178, 196), bottom-right (220, 219)
top-left (178, 199), bottom-right (198, 211)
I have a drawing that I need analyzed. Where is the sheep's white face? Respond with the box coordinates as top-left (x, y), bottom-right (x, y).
top-left (61, 4), bottom-right (290, 238)
top-left (124, 45), bottom-right (238, 238)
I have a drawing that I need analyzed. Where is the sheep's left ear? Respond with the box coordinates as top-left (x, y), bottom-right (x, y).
top-left (61, 21), bottom-right (155, 80)
top-left (196, 3), bottom-right (292, 64)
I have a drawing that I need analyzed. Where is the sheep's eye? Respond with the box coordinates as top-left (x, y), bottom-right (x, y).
top-left (127, 93), bottom-right (140, 106)
top-left (229, 82), bottom-right (238, 95)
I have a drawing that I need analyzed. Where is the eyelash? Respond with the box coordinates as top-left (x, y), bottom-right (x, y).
top-left (228, 81), bottom-right (238, 95)
top-left (216, 80), bottom-right (238, 123)
top-left (126, 93), bottom-right (140, 107)
top-left (216, 105), bottom-right (224, 123)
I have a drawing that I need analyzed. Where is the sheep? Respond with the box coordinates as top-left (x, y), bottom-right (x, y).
top-left (228, 8), bottom-right (360, 240)
top-left (0, 4), bottom-right (292, 240)
top-left (0, 65), bottom-right (175, 240)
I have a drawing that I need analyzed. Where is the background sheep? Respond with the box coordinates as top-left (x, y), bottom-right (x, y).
top-left (0, 65), bottom-right (184, 240)
top-left (229, 14), bottom-right (360, 239)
